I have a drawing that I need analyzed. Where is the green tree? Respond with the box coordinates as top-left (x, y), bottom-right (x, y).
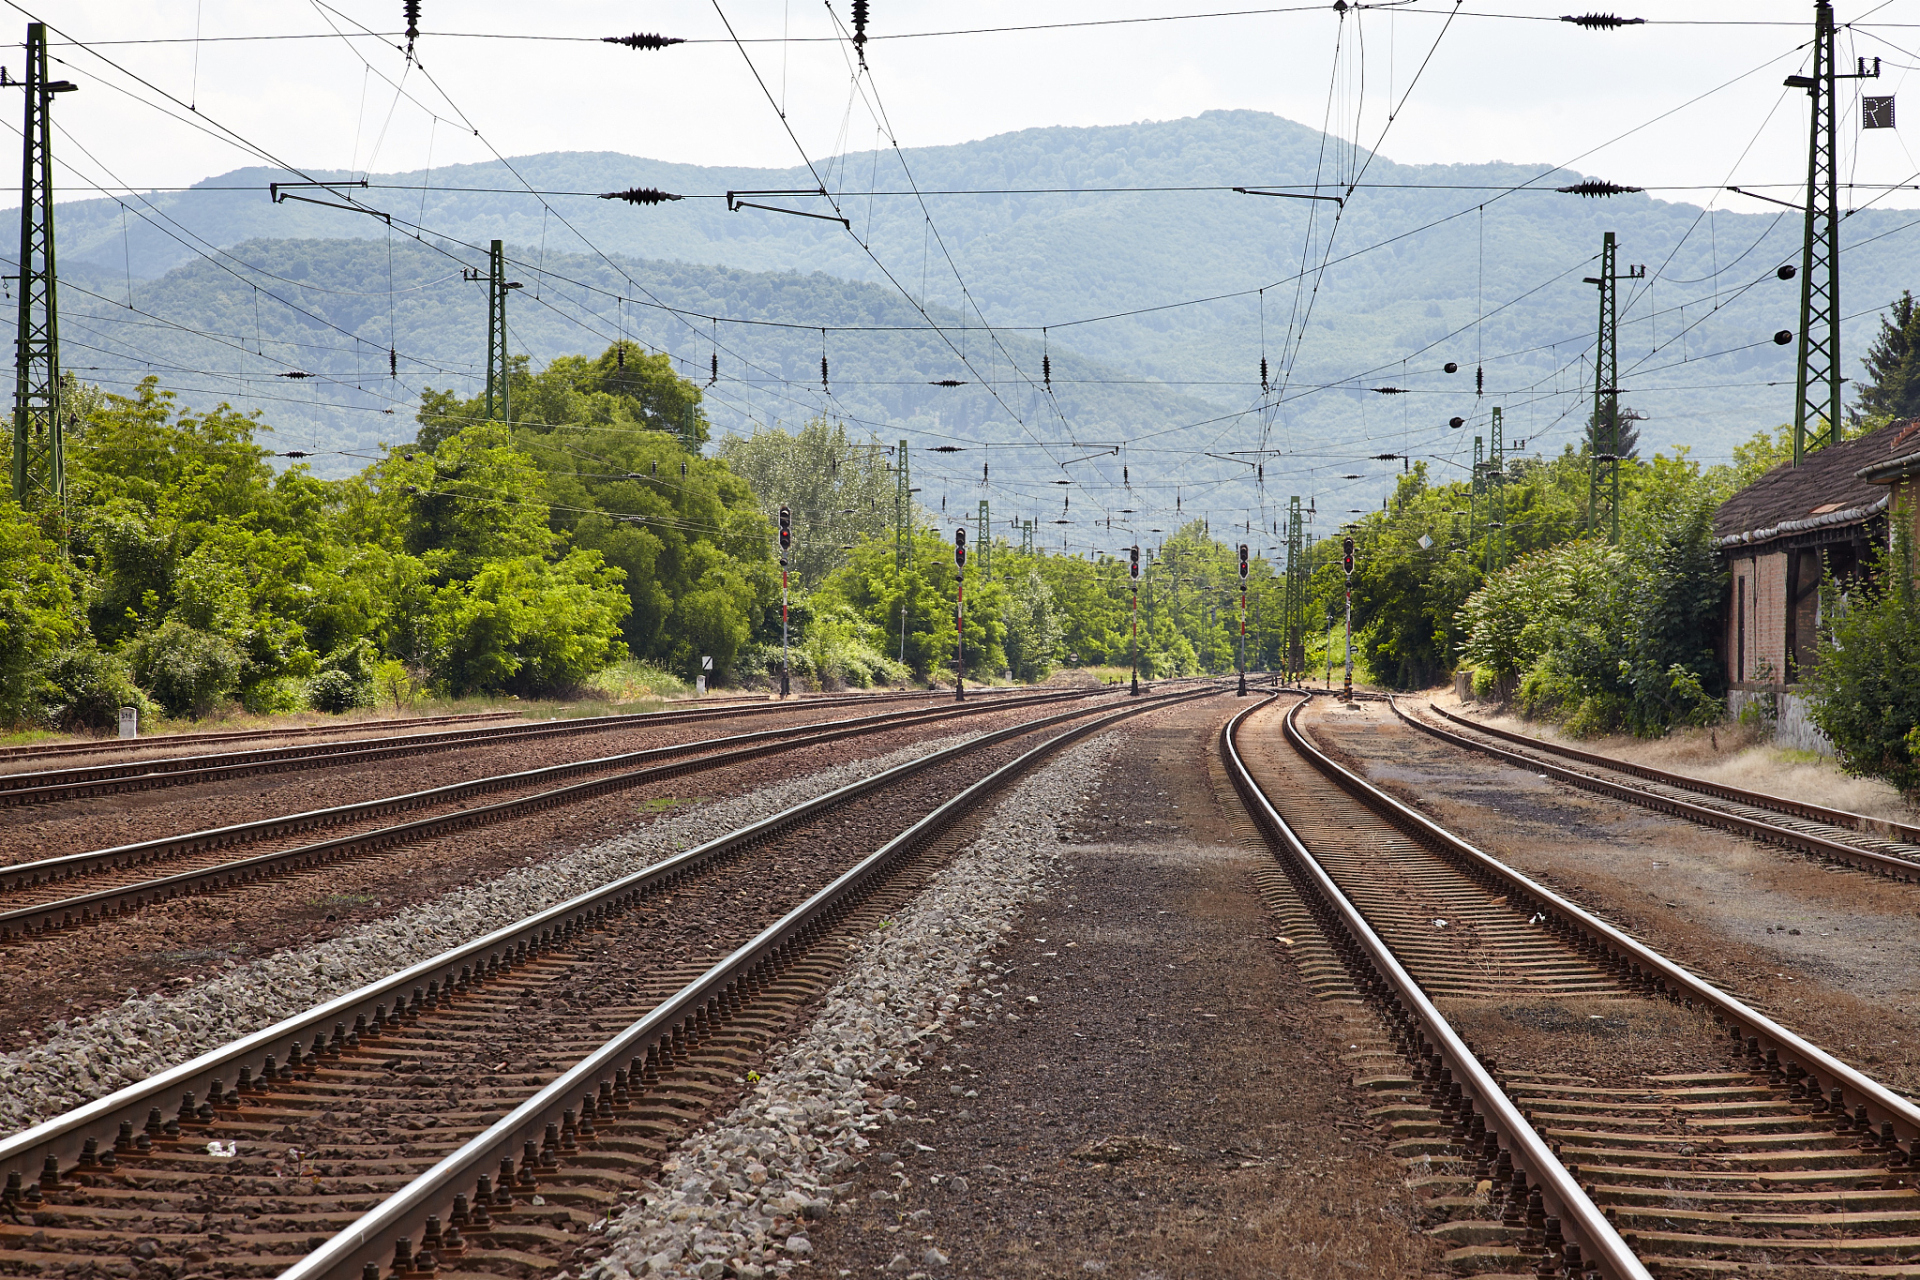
top-left (718, 418), bottom-right (896, 589)
top-left (1807, 508), bottom-right (1920, 797)
top-left (1854, 291), bottom-right (1920, 423)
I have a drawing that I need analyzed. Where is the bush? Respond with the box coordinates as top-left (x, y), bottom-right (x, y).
top-left (1807, 513), bottom-right (1920, 797)
top-left (307, 639), bottom-right (377, 712)
top-left (306, 668), bottom-right (370, 714)
top-left (131, 620), bottom-right (244, 718)
top-left (38, 644), bottom-right (148, 731)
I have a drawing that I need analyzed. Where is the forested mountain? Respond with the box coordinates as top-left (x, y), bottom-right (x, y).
top-left (30, 110), bottom-right (1920, 526)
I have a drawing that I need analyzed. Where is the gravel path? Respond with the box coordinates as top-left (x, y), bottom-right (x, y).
top-left (0, 732), bottom-right (976, 1134)
top-left (582, 731), bottom-right (1120, 1280)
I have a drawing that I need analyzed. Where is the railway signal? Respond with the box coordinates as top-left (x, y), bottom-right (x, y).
top-left (1237, 543), bottom-right (1249, 697)
top-left (778, 506), bottom-right (792, 697)
top-left (1342, 536), bottom-right (1355, 702)
top-left (954, 527), bottom-right (967, 702)
top-left (1129, 546), bottom-right (1141, 697)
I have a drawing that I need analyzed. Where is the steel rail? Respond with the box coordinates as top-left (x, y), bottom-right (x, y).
top-left (0, 710), bottom-right (518, 764)
top-left (0, 685), bottom-right (1107, 898)
top-left (0, 680), bottom-right (1215, 1201)
top-left (1287, 697), bottom-right (1920, 1174)
top-left (0, 688), bottom-right (964, 807)
top-left (0, 686), bottom-right (1115, 940)
top-left (275, 682), bottom-right (1216, 1280)
top-left (1425, 700), bottom-right (1920, 845)
top-left (1395, 698), bottom-right (1920, 882)
top-left (1222, 694), bottom-right (1652, 1280)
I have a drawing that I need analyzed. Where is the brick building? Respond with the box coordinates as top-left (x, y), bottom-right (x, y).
top-left (1714, 419), bottom-right (1919, 746)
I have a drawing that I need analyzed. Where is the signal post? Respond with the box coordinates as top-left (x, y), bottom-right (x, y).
top-left (1237, 543), bottom-right (1249, 697)
top-left (1129, 545), bottom-right (1141, 697)
top-left (1342, 535), bottom-right (1355, 702)
top-left (954, 528), bottom-right (967, 701)
top-left (779, 505), bottom-right (792, 697)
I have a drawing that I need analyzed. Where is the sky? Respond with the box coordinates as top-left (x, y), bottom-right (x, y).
top-left (26, 1), bottom-right (1920, 213)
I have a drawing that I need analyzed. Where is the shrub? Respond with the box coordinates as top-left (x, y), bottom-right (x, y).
top-left (131, 620), bottom-right (244, 718)
top-left (39, 644), bottom-right (148, 731)
top-left (307, 639), bottom-right (377, 712)
top-left (1807, 512), bottom-right (1920, 797)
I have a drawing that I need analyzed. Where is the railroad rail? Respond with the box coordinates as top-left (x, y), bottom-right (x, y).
top-left (1396, 698), bottom-right (1920, 883)
top-left (0, 687), bottom-right (977, 809)
top-left (0, 680), bottom-right (1216, 1280)
top-left (0, 710), bottom-right (520, 765)
top-left (0, 684), bottom-right (1116, 942)
top-left (1225, 692), bottom-right (1920, 1278)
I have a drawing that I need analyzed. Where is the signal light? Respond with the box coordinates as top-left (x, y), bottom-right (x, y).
top-left (778, 505), bottom-right (791, 552)
top-left (1343, 537), bottom-right (1354, 574)
top-left (955, 527), bottom-right (967, 567)
top-left (1130, 546), bottom-right (1140, 580)
top-left (1238, 544), bottom-right (1249, 579)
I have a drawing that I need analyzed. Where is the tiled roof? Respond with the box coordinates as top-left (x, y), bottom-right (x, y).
top-left (1713, 420), bottom-right (1916, 548)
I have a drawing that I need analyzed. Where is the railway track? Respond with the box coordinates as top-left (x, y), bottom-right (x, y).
top-left (1226, 692), bottom-right (1920, 1279)
top-left (0, 685), bottom-right (1117, 945)
top-left (1393, 699), bottom-right (1920, 884)
top-left (0, 688), bottom-right (975, 810)
top-left (0, 680), bottom-right (1216, 1280)
top-left (0, 711), bottom-right (520, 767)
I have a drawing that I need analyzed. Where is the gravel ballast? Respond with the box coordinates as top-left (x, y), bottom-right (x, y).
top-left (0, 732), bottom-right (978, 1134)
top-left (582, 731), bottom-right (1121, 1280)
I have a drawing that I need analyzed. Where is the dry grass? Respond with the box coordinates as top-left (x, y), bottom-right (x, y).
top-left (1424, 685), bottom-right (1919, 825)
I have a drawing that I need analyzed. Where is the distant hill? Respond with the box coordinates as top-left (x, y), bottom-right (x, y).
top-left (27, 110), bottom-right (1920, 534)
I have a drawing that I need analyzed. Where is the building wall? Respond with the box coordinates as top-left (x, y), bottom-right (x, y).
top-left (1727, 549), bottom-right (1789, 685)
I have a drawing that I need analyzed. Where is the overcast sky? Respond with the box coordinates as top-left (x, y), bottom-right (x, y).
top-left (28, 1), bottom-right (1920, 212)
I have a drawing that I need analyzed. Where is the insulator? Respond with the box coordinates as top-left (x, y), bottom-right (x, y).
top-left (603, 33), bottom-right (687, 49)
top-left (1555, 179), bottom-right (1643, 198)
top-left (1260, 355), bottom-right (1269, 392)
top-left (1475, 366), bottom-right (1484, 396)
top-left (929, 378), bottom-right (965, 387)
top-left (617, 345), bottom-right (625, 370)
top-left (1559, 13), bottom-right (1644, 29)
top-left (1258, 463), bottom-right (1264, 481)
top-left (404, 0), bottom-right (421, 45)
top-left (1444, 361), bottom-right (1459, 373)
top-left (851, 0), bottom-right (870, 65)
top-left (1123, 466), bottom-right (1129, 486)
top-left (1042, 353), bottom-right (1051, 390)
top-left (388, 347), bottom-right (397, 378)
top-left (983, 462), bottom-right (989, 481)
top-left (821, 355), bottom-right (829, 391)
top-left (599, 187), bottom-right (684, 205)
top-left (709, 352), bottom-right (718, 385)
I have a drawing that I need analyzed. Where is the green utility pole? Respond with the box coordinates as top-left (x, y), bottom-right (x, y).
top-left (977, 499), bottom-right (990, 580)
top-left (486, 240), bottom-right (509, 421)
top-left (1789, 1), bottom-right (1877, 464)
top-left (1020, 517), bottom-right (1034, 557)
top-left (1585, 232), bottom-right (1643, 541)
top-left (12, 22), bottom-right (75, 511)
top-left (1282, 495), bottom-right (1307, 681)
top-left (1485, 408), bottom-right (1506, 576)
top-left (1470, 435), bottom-right (1484, 554)
top-left (894, 439), bottom-right (911, 571)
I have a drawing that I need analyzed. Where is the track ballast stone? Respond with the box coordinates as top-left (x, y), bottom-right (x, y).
top-left (0, 733), bottom-right (978, 1133)
top-left (584, 731), bottom-right (1120, 1280)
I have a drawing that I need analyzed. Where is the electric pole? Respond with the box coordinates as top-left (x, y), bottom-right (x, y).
top-left (977, 499), bottom-right (990, 581)
top-left (1236, 543), bottom-right (1249, 697)
top-left (463, 239), bottom-right (516, 423)
top-left (1486, 407), bottom-right (1506, 575)
top-left (1585, 232), bottom-right (1642, 540)
top-left (12, 22), bottom-right (75, 511)
top-left (1789, 1), bottom-right (1877, 463)
top-left (1282, 495), bottom-right (1306, 683)
top-left (1020, 517), bottom-right (1034, 557)
top-left (894, 439), bottom-right (911, 571)
top-left (778, 505), bottom-right (792, 697)
top-left (1341, 536), bottom-right (1355, 702)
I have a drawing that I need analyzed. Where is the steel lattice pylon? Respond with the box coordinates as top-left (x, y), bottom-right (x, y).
top-left (1792, 1), bottom-right (1843, 463)
top-left (1589, 233), bottom-right (1621, 542)
top-left (1485, 408), bottom-right (1506, 575)
top-left (485, 239), bottom-right (509, 422)
top-left (894, 439), bottom-right (911, 571)
top-left (1282, 495), bottom-right (1307, 678)
top-left (12, 22), bottom-right (71, 511)
top-left (976, 499), bottom-right (989, 580)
